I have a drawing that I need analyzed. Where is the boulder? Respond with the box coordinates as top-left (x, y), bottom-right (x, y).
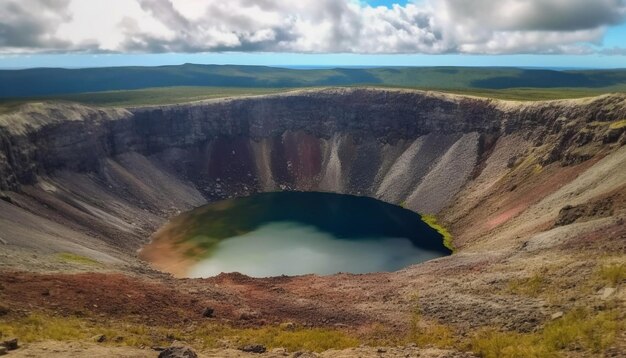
top-left (202, 307), bottom-right (214, 318)
top-left (238, 311), bottom-right (260, 320)
top-left (91, 334), bottom-right (106, 343)
top-left (280, 322), bottom-right (296, 331)
top-left (600, 287), bottom-right (617, 300)
top-left (240, 344), bottom-right (267, 354)
top-left (551, 311), bottom-right (564, 320)
top-left (270, 347), bottom-right (288, 355)
top-left (293, 352), bottom-right (318, 358)
top-left (158, 346), bottom-right (198, 358)
top-left (2, 338), bottom-right (18, 351)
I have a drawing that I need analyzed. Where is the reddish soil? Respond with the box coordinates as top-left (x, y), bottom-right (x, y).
top-left (283, 132), bottom-right (323, 189)
top-left (0, 271), bottom-right (374, 329)
top-left (454, 156), bottom-right (602, 247)
top-left (0, 273), bottom-right (224, 325)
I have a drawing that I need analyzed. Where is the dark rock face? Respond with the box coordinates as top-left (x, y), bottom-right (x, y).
top-left (555, 198), bottom-right (615, 226)
top-left (2, 89), bottom-right (623, 193)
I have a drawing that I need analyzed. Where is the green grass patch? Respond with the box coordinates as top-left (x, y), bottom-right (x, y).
top-left (383, 86), bottom-right (624, 101)
top-left (421, 215), bottom-right (454, 252)
top-left (45, 86), bottom-right (290, 107)
top-left (3, 65), bottom-right (626, 102)
top-left (56, 252), bottom-right (101, 266)
top-left (2, 85), bottom-right (624, 111)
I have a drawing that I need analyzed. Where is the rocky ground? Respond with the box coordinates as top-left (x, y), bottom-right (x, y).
top-left (0, 89), bottom-right (624, 356)
top-left (7, 341), bottom-right (474, 358)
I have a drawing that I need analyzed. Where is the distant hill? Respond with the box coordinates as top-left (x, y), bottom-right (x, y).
top-left (1, 64), bottom-right (626, 99)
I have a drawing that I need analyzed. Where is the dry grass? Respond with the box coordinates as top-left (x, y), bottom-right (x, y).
top-left (0, 313), bottom-right (358, 352)
top-left (412, 322), bottom-right (456, 349)
top-left (507, 273), bottom-right (547, 297)
top-left (409, 294), bottom-right (458, 349)
top-left (598, 263), bottom-right (626, 286)
top-left (470, 308), bottom-right (623, 357)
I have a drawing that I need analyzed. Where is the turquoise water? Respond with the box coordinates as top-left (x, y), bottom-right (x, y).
top-left (159, 192), bottom-right (451, 277)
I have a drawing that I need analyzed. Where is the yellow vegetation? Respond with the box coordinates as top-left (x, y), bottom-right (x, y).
top-left (0, 314), bottom-right (358, 353)
top-left (56, 252), bottom-right (101, 266)
top-left (587, 119), bottom-right (626, 129)
top-left (507, 273), bottom-right (547, 297)
top-left (470, 308), bottom-right (623, 358)
top-left (422, 215), bottom-right (454, 252)
top-left (412, 322), bottom-right (456, 349)
top-left (359, 323), bottom-right (407, 347)
top-left (609, 119), bottom-right (626, 129)
top-left (598, 263), bottom-right (626, 286)
top-left (409, 293), bottom-right (457, 349)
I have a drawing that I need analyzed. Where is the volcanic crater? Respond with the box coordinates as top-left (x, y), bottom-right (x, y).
top-left (0, 88), bottom-right (625, 356)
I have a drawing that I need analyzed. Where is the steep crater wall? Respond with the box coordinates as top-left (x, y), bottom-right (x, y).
top-left (0, 88), bottom-right (624, 266)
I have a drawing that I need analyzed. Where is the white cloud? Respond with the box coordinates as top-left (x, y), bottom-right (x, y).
top-left (0, 0), bottom-right (624, 55)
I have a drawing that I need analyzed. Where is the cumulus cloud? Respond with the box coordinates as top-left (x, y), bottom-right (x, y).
top-left (435, 0), bottom-right (625, 54)
top-left (0, 0), bottom-right (625, 55)
top-left (0, 0), bottom-right (73, 51)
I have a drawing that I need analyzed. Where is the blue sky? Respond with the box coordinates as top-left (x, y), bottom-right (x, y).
top-left (0, 0), bottom-right (624, 69)
top-left (366, 0), bottom-right (411, 7)
top-left (604, 23), bottom-right (626, 48)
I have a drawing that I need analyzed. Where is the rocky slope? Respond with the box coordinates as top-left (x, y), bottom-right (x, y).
top-left (0, 88), bottom-right (624, 356)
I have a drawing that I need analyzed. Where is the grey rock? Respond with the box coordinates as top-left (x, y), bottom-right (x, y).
top-left (293, 352), bottom-right (317, 358)
top-left (240, 344), bottom-right (267, 354)
top-left (600, 287), bottom-right (617, 300)
top-left (158, 346), bottom-right (198, 358)
top-left (551, 311), bottom-right (564, 320)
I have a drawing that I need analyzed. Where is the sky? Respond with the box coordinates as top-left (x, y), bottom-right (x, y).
top-left (0, 0), bottom-right (625, 69)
